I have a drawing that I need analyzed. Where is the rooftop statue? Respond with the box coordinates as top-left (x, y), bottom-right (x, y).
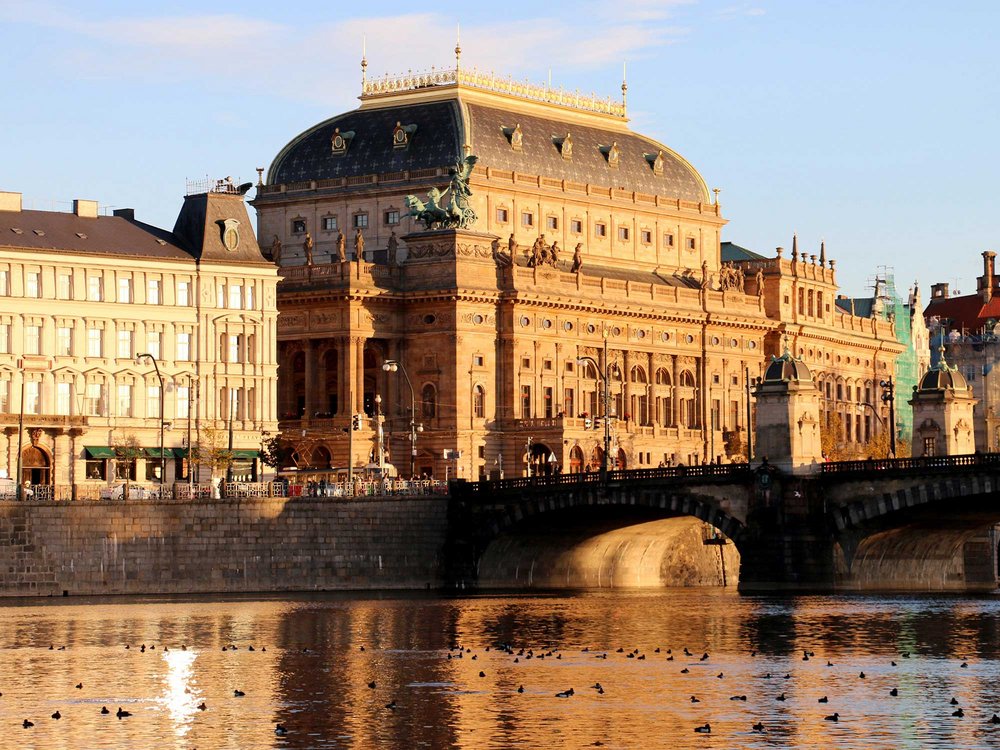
top-left (405, 155), bottom-right (479, 230)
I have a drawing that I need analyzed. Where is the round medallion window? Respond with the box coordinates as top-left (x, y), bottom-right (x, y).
top-left (423, 314), bottom-right (436, 325)
top-left (612, 327), bottom-right (622, 336)
top-left (636, 329), bottom-right (646, 339)
top-left (520, 316), bottom-right (531, 327)
top-left (730, 338), bottom-right (738, 347)
top-left (748, 341), bottom-right (757, 350)
top-left (712, 336), bottom-right (720, 346)
top-left (473, 313), bottom-right (484, 325)
top-left (564, 321), bottom-right (573, 331)
top-left (686, 334), bottom-right (694, 344)
top-left (661, 332), bottom-right (670, 342)
top-left (587, 323), bottom-right (596, 334)
top-left (541, 319), bottom-right (552, 329)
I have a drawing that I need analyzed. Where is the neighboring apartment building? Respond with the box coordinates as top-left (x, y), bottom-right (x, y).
top-left (254, 60), bottom-right (904, 479)
top-left (0, 184), bottom-right (279, 496)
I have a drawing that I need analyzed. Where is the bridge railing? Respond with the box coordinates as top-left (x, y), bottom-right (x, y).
top-left (455, 463), bottom-right (752, 496)
top-left (820, 452), bottom-right (1000, 475)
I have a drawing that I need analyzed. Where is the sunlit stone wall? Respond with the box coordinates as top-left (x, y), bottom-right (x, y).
top-left (0, 497), bottom-right (449, 597)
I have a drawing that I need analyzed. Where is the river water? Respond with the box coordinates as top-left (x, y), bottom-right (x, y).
top-left (3, 590), bottom-right (1000, 749)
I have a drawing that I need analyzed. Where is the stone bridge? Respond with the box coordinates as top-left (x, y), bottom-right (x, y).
top-left (445, 453), bottom-right (1000, 592)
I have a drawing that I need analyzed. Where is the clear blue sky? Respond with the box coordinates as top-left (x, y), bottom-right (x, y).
top-left (2, 0), bottom-right (997, 299)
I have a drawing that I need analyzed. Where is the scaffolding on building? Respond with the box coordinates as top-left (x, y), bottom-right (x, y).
top-left (872, 267), bottom-right (917, 446)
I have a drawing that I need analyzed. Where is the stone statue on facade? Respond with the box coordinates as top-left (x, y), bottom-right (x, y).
top-left (405, 154), bottom-right (479, 230)
top-left (528, 235), bottom-right (545, 267)
top-left (303, 233), bottom-right (314, 265)
top-left (508, 233), bottom-right (517, 256)
top-left (387, 231), bottom-right (398, 265)
top-left (701, 260), bottom-right (711, 289)
top-left (336, 230), bottom-right (346, 262)
top-left (571, 243), bottom-right (583, 273)
top-left (270, 235), bottom-right (282, 265)
top-left (492, 237), bottom-right (511, 267)
top-left (354, 228), bottom-right (365, 261)
top-left (755, 268), bottom-right (765, 296)
top-left (549, 240), bottom-right (560, 266)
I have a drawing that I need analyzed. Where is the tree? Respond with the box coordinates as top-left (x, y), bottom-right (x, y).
top-left (111, 431), bottom-right (143, 499)
top-left (192, 426), bottom-right (234, 481)
top-left (259, 435), bottom-right (295, 470)
top-left (820, 412), bottom-right (850, 461)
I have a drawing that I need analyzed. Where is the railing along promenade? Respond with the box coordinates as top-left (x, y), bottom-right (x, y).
top-left (0, 479), bottom-right (449, 502)
top-left (818, 451), bottom-right (1000, 475)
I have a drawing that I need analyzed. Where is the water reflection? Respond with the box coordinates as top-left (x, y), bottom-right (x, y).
top-left (1, 592), bottom-right (1000, 747)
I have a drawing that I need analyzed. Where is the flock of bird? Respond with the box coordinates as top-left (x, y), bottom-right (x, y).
top-left (11, 639), bottom-right (1000, 742)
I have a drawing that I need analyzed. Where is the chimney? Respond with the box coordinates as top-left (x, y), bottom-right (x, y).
top-left (931, 282), bottom-right (950, 300)
top-left (0, 191), bottom-right (22, 212)
top-left (983, 250), bottom-right (996, 303)
top-left (113, 208), bottom-right (135, 221)
top-left (73, 199), bottom-right (99, 218)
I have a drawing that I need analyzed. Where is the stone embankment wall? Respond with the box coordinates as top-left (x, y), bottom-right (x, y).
top-left (0, 497), bottom-right (449, 597)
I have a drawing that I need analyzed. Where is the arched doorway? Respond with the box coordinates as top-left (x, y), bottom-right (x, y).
top-left (616, 448), bottom-right (628, 470)
top-left (528, 442), bottom-right (556, 476)
top-left (312, 445), bottom-right (332, 469)
top-left (589, 446), bottom-right (604, 473)
top-left (21, 445), bottom-right (50, 485)
top-left (569, 446), bottom-right (584, 474)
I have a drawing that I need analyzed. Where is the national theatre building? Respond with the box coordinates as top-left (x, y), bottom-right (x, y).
top-left (256, 55), bottom-right (906, 480)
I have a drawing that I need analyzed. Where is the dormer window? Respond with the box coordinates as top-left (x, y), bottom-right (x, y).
top-left (330, 128), bottom-right (355, 155)
top-left (392, 122), bottom-right (417, 149)
top-left (602, 142), bottom-right (620, 168)
top-left (503, 124), bottom-right (523, 151)
top-left (647, 150), bottom-right (664, 176)
top-left (554, 132), bottom-right (572, 159)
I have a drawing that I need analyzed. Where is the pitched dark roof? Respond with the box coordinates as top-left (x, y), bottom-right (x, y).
top-left (721, 241), bottom-right (767, 262)
top-left (465, 103), bottom-right (707, 201)
top-left (269, 101), bottom-right (464, 184)
top-left (0, 209), bottom-right (190, 259)
top-left (835, 297), bottom-right (876, 318)
top-left (924, 293), bottom-right (1000, 331)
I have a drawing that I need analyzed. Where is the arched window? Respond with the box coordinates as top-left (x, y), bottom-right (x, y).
top-left (680, 370), bottom-right (696, 388)
top-left (630, 365), bottom-right (647, 384)
top-left (421, 384), bottom-right (437, 419)
top-left (473, 385), bottom-right (485, 419)
top-left (655, 368), bottom-right (671, 386)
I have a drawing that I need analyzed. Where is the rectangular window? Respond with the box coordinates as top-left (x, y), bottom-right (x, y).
top-left (571, 219), bottom-right (583, 234)
top-left (25, 382), bottom-right (39, 415)
top-left (322, 216), bottom-right (337, 231)
top-left (521, 212), bottom-right (534, 227)
top-left (176, 332), bottom-right (191, 361)
top-left (496, 207), bottom-right (508, 223)
top-left (217, 283), bottom-right (225, 308)
top-left (641, 230), bottom-right (652, 244)
top-left (385, 210), bottom-right (399, 225)
top-left (24, 325), bottom-right (40, 355)
top-left (228, 285), bottom-right (241, 310)
top-left (85, 383), bottom-right (103, 416)
top-left (245, 286), bottom-right (255, 310)
top-left (117, 329), bottom-right (132, 359)
top-left (543, 386), bottom-right (554, 418)
top-left (118, 277), bottom-right (131, 303)
top-left (146, 331), bottom-right (161, 359)
top-left (57, 382), bottom-right (71, 416)
top-left (147, 385), bottom-right (160, 418)
top-left (292, 219), bottom-right (306, 234)
top-left (564, 388), bottom-right (574, 418)
top-left (117, 384), bottom-right (132, 417)
top-left (87, 328), bottom-right (102, 357)
top-left (618, 226), bottom-right (630, 241)
top-left (88, 275), bottom-right (102, 301)
top-left (664, 233), bottom-right (675, 247)
top-left (58, 273), bottom-right (72, 299)
top-left (521, 357), bottom-right (531, 369)
top-left (177, 281), bottom-right (190, 307)
top-left (546, 216), bottom-right (558, 230)
top-left (0, 380), bottom-right (8, 412)
top-left (147, 279), bottom-right (161, 305)
top-left (520, 385), bottom-right (532, 419)
top-left (228, 334), bottom-right (242, 363)
top-left (176, 385), bottom-right (190, 419)
top-left (473, 354), bottom-right (485, 367)
top-left (687, 237), bottom-right (696, 250)
top-left (353, 213), bottom-right (368, 229)
top-left (595, 223), bottom-right (607, 238)
top-left (0, 269), bottom-right (8, 295)
top-left (0, 323), bottom-right (9, 353)
top-left (26, 271), bottom-right (40, 298)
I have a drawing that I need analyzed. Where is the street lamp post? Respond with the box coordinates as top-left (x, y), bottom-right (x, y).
top-left (576, 330), bottom-right (613, 482)
top-left (880, 376), bottom-right (896, 458)
top-left (382, 359), bottom-right (422, 479)
top-left (136, 353), bottom-right (166, 492)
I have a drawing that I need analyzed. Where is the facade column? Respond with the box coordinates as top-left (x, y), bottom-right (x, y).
top-left (303, 339), bottom-right (317, 418)
top-left (1, 428), bottom-right (12, 481)
top-left (672, 355), bottom-right (680, 427)
top-left (53, 430), bottom-right (71, 486)
top-left (646, 352), bottom-right (655, 426)
top-left (623, 349), bottom-right (633, 421)
top-left (354, 336), bottom-right (366, 413)
top-left (335, 336), bottom-right (349, 418)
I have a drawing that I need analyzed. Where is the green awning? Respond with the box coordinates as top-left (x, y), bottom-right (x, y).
top-left (231, 449), bottom-right (259, 460)
top-left (144, 448), bottom-right (177, 459)
top-left (84, 446), bottom-right (115, 459)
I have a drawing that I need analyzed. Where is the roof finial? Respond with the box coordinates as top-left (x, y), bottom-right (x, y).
top-left (819, 239), bottom-right (826, 267)
top-left (712, 187), bottom-right (721, 206)
top-left (791, 232), bottom-right (799, 261)
top-left (361, 34), bottom-right (368, 88)
top-left (455, 23), bottom-right (462, 70)
top-left (621, 60), bottom-right (628, 113)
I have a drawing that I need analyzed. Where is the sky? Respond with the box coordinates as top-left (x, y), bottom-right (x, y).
top-left (2, 0), bottom-right (998, 298)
